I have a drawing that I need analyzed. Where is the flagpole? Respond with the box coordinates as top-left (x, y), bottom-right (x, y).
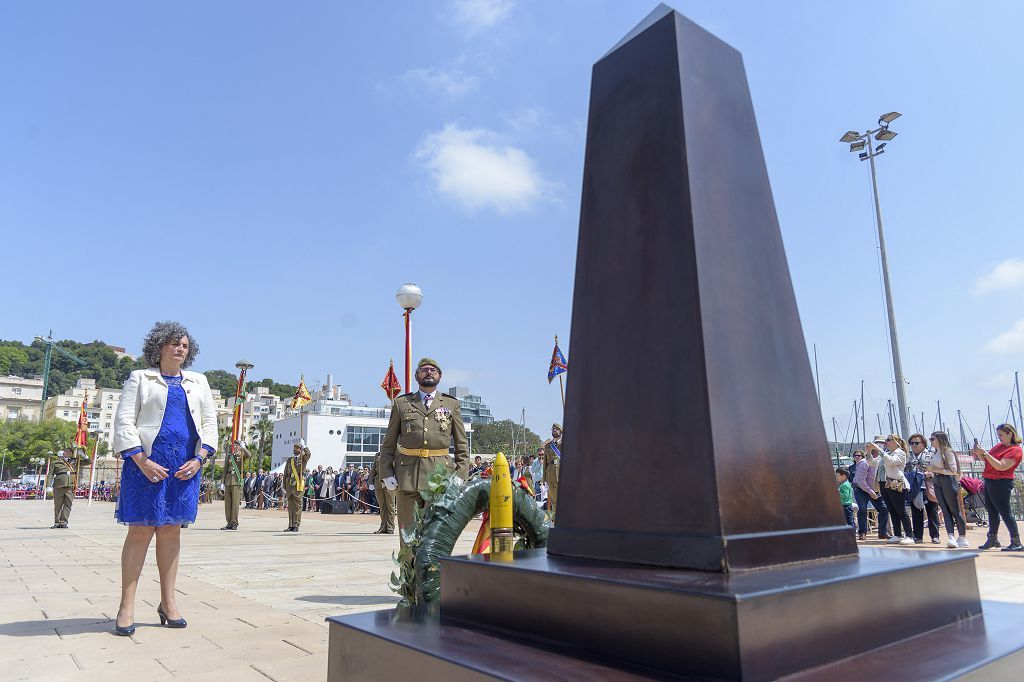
top-left (558, 374), bottom-right (565, 411)
top-left (87, 434), bottom-right (99, 506)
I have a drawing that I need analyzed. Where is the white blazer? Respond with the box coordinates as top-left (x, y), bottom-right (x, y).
top-left (112, 369), bottom-right (219, 459)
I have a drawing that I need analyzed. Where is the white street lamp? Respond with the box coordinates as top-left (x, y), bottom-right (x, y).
top-left (396, 284), bottom-right (423, 393)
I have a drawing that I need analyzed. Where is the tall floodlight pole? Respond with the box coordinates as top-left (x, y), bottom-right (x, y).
top-left (396, 284), bottom-right (423, 393)
top-left (840, 112), bottom-right (908, 438)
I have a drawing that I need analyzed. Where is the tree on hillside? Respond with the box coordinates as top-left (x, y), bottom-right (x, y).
top-left (470, 419), bottom-right (543, 459)
top-left (249, 377), bottom-right (299, 401)
top-left (0, 419), bottom-right (80, 476)
top-left (204, 369), bottom-right (240, 398)
top-left (0, 346), bottom-right (28, 375)
top-left (0, 338), bottom-right (145, 393)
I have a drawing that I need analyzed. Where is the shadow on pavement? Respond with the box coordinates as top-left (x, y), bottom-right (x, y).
top-left (298, 595), bottom-right (398, 605)
top-left (0, 617), bottom-right (112, 636)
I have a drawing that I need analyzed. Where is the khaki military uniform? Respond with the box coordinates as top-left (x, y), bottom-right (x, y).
top-left (543, 439), bottom-right (561, 515)
top-left (371, 452), bottom-right (396, 534)
top-left (380, 392), bottom-right (469, 535)
top-left (283, 447), bottom-right (311, 529)
top-left (223, 445), bottom-right (245, 527)
top-left (50, 451), bottom-right (87, 527)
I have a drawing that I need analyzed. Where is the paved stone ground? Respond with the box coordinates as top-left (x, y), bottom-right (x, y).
top-left (1, 501), bottom-right (1022, 681)
top-left (0, 500), bottom-right (477, 681)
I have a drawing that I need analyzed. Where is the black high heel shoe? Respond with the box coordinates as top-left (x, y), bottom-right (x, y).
top-left (114, 621), bottom-right (136, 636)
top-left (157, 604), bottom-right (187, 628)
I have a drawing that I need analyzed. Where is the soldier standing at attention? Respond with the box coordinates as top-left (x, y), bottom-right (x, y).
top-left (221, 440), bottom-right (245, 530)
top-left (380, 358), bottom-right (470, 539)
top-left (371, 451), bottom-right (397, 534)
top-left (543, 423), bottom-right (563, 516)
top-left (283, 440), bottom-right (311, 532)
top-left (51, 446), bottom-right (87, 528)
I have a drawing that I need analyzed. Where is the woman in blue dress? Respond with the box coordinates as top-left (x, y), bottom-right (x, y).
top-left (111, 322), bottom-right (219, 636)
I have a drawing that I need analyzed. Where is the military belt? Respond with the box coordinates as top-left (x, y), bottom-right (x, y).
top-left (398, 446), bottom-right (449, 458)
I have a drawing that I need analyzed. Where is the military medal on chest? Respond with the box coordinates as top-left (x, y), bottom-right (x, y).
top-left (435, 406), bottom-right (452, 431)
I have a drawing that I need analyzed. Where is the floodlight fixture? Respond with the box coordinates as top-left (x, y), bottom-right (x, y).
top-left (879, 112), bottom-right (901, 124)
top-left (876, 143), bottom-right (887, 152)
top-left (850, 140), bottom-right (866, 152)
top-left (875, 129), bottom-right (897, 141)
top-left (839, 131), bottom-right (860, 143)
top-left (858, 152), bottom-right (869, 160)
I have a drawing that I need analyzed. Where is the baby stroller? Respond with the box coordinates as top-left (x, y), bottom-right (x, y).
top-left (960, 476), bottom-right (987, 527)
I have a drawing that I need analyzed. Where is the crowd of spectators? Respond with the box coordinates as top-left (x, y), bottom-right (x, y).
top-left (840, 425), bottom-right (1023, 551)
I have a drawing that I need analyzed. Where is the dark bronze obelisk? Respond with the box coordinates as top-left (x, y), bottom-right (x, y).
top-left (544, 2), bottom-right (855, 573)
top-left (328, 7), bottom-right (1024, 679)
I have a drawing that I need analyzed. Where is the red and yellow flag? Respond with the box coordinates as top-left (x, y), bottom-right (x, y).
top-left (73, 392), bottom-right (89, 450)
top-left (380, 360), bottom-right (403, 400)
top-left (290, 376), bottom-right (312, 409)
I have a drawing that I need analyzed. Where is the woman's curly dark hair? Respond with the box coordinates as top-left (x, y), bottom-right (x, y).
top-left (141, 321), bottom-right (199, 369)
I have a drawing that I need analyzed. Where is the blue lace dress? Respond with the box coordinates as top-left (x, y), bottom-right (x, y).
top-left (116, 375), bottom-right (202, 526)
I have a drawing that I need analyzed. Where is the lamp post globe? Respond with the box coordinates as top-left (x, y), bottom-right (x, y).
top-left (235, 360), bottom-right (254, 371)
top-left (396, 284), bottom-right (423, 393)
top-left (396, 283), bottom-right (423, 311)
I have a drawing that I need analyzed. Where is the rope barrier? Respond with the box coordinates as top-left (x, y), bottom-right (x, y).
top-left (242, 485), bottom-right (383, 511)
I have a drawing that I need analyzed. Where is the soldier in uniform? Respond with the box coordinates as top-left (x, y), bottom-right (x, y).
top-left (371, 451), bottom-right (397, 534)
top-left (221, 440), bottom-right (245, 530)
top-left (283, 439), bottom-right (312, 532)
top-left (543, 423), bottom-right (562, 516)
top-left (50, 446), bottom-right (88, 528)
top-left (380, 358), bottom-right (470, 539)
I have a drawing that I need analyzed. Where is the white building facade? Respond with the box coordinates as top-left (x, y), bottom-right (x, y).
top-left (1, 375), bottom-right (44, 422)
top-left (270, 400), bottom-right (473, 472)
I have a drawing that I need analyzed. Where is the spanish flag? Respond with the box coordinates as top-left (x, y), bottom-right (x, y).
top-left (380, 360), bottom-right (403, 400)
top-left (290, 376), bottom-right (312, 409)
top-left (73, 392), bottom-right (89, 451)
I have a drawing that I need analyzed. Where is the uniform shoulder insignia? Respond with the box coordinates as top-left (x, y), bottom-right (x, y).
top-left (441, 393), bottom-right (456, 400)
top-left (399, 392), bottom-right (416, 399)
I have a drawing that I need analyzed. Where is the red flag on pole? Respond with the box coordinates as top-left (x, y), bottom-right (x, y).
top-left (73, 392), bottom-right (89, 451)
top-left (381, 360), bottom-right (403, 400)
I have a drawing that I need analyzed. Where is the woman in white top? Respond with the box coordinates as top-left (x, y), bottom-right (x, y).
top-left (866, 434), bottom-right (914, 545)
top-left (927, 431), bottom-right (968, 548)
top-left (320, 467), bottom-right (336, 501)
top-left (111, 322), bottom-right (218, 636)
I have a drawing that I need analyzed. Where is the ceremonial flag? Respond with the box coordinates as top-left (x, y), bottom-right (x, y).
top-left (380, 360), bottom-right (403, 400)
top-left (290, 376), bottom-right (312, 409)
top-left (471, 511), bottom-right (491, 554)
top-left (73, 392), bottom-right (89, 450)
top-left (547, 336), bottom-right (568, 384)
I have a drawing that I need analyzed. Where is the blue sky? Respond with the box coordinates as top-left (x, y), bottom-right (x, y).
top-left (2, 1), bottom-right (1023, 443)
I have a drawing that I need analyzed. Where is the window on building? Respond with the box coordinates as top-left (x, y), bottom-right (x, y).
top-left (12, 387), bottom-right (21, 395)
top-left (345, 426), bottom-right (388, 453)
top-left (63, 411), bottom-right (70, 417)
top-left (344, 455), bottom-right (375, 468)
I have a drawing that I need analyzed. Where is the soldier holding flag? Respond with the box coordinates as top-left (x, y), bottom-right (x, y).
top-left (221, 440), bottom-right (245, 530)
top-left (283, 440), bottom-right (312, 532)
top-left (51, 446), bottom-right (88, 528)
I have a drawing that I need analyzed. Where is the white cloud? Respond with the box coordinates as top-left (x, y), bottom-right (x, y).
top-left (985, 319), bottom-right (1024, 353)
top-left (415, 124), bottom-right (543, 212)
top-left (450, 0), bottom-right (515, 34)
top-left (979, 371), bottom-right (1016, 390)
top-left (974, 258), bottom-right (1024, 294)
top-left (402, 66), bottom-right (480, 98)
